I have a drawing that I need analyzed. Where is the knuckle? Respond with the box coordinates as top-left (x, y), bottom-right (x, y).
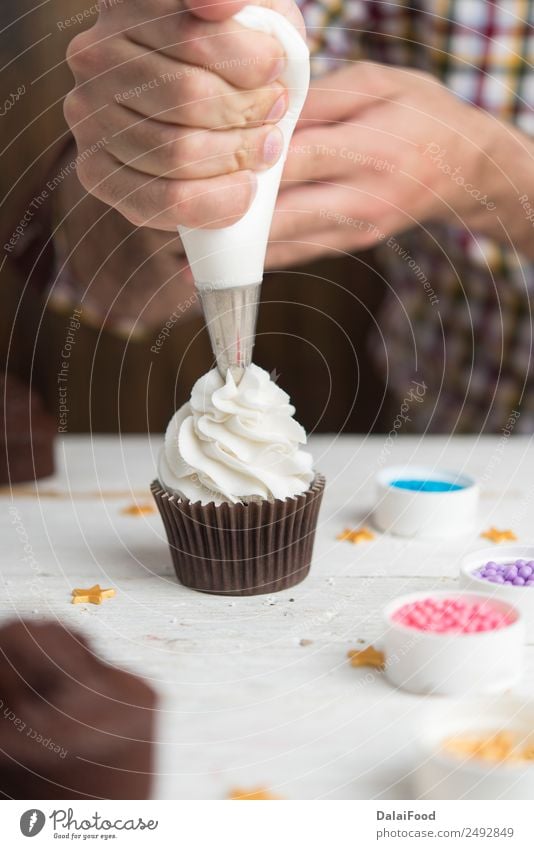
top-left (178, 70), bottom-right (206, 109)
top-left (65, 32), bottom-right (88, 72)
top-left (177, 16), bottom-right (211, 63)
top-left (63, 90), bottom-right (87, 130)
top-left (242, 98), bottom-right (262, 126)
top-left (232, 132), bottom-right (258, 171)
top-left (65, 30), bottom-right (101, 76)
top-left (75, 158), bottom-right (98, 195)
top-left (147, 124), bottom-right (186, 170)
top-left (158, 178), bottom-right (187, 216)
top-left (170, 133), bottom-right (203, 173)
top-left (121, 205), bottom-right (146, 228)
top-left (242, 87), bottom-right (281, 126)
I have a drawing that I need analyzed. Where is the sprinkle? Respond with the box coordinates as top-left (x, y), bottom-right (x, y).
top-left (71, 584), bottom-right (116, 605)
top-left (474, 558), bottom-right (534, 587)
top-left (443, 731), bottom-right (534, 764)
top-left (348, 645), bottom-right (385, 669)
top-left (337, 527), bottom-right (375, 544)
top-left (392, 596), bottom-right (511, 634)
top-left (121, 503), bottom-right (156, 516)
top-left (481, 527), bottom-right (518, 543)
top-left (230, 788), bottom-right (282, 800)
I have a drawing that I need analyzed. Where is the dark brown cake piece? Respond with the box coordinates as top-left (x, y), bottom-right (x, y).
top-left (0, 373), bottom-right (55, 484)
top-left (0, 620), bottom-right (157, 799)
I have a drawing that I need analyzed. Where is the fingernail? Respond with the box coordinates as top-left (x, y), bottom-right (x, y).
top-left (266, 57), bottom-right (286, 84)
top-left (266, 93), bottom-right (287, 123)
top-left (263, 128), bottom-right (283, 164)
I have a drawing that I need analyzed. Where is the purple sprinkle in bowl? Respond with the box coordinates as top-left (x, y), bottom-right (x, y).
top-left (461, 546), bottom-right (534, 641)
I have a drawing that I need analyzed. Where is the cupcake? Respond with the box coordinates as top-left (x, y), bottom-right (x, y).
top-left (152, 364), bottom-right (324, 596)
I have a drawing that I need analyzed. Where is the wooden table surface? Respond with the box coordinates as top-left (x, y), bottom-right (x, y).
top-left (2, 434), bottom-right (534, 799)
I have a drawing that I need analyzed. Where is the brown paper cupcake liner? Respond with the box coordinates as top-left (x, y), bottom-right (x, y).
top-left (151, 475), bottom-right (325, 596)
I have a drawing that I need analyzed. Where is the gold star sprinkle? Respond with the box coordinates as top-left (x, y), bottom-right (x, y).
top-left (481, 527), bottom-right (518, 544)
top-left (71, 585), bottom-right (116, 605)
top-left (121, 503), bottom-right (156, 516)
top-left (337, 527), bottom-right (375, 544)
top-left (442, 732), bottom-right (534, 765)
top-left (347, 646), bottom-right (385, 669)
top-left (230, 788), bottom-right (282, 800)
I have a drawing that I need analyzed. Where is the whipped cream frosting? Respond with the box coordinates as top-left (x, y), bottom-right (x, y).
top-left (158, 364), bottom-right (314, 505)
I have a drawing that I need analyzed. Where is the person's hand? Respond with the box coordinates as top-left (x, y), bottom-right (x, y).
top-left (51, 149), bottom-right (199, 335)
top-left (63, 0), bottom-right (304, 231)
top-left (265, 63), bottom-right (503, 269)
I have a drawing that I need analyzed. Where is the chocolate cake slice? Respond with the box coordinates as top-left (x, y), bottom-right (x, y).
top-left (0, 373), bottom-right (55, 484)
top-left (0, 621), bottom-right (157, 799)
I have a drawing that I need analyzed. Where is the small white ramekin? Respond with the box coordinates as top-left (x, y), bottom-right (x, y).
top-left (374, 465), bottom-right (479, 539)
top-left (383, 590), bottom-right (524, 696)
top-left (413, 696), bottom-right (534, 800)
top-left (461, 546), bottom-right (534, 640)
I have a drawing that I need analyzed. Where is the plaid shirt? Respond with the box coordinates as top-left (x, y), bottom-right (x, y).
top-left (298, 0), bottom-right (534, 433)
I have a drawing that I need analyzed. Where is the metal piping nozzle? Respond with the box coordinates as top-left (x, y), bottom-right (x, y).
top-left (198, 283), bottom-right (261, 383)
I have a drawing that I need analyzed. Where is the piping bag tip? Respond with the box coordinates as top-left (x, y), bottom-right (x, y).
top-left (197, 282), bottom-right (261, 383)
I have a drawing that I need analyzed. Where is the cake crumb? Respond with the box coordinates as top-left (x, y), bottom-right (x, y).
top-left (300, 638), bottom-right (313, 646)
top-left (348, 645), bottom-right (385, 669)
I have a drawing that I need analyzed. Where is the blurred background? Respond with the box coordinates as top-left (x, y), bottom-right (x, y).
top-left (0, 0), bottom-right (389, 437)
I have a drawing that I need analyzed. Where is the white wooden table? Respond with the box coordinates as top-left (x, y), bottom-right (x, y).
top-left (2, 434), bottom-right (534, 799)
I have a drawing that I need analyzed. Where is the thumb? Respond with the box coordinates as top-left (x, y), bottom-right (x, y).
top-left (184, 0), bottom-right (305, 32)
top-left (183, 0), bottom-right (250, 21)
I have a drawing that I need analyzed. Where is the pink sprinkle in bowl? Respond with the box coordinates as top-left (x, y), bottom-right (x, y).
top-left (383, 590), bottom-right (524, 696)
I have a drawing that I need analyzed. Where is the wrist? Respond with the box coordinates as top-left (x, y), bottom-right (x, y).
top-left (427, 104), bottom-right (500, 226)
top-left (436, 106), bottom-right (534, 253)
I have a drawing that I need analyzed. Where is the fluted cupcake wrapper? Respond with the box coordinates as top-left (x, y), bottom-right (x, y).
top-left (151, 475), bottom-right (325, 596)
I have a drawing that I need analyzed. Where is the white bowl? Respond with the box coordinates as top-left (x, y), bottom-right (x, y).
top-left (413, 696), bottom-right (534, 800)
top-left (461, 546), bottom-right (534, 640)
top-left (383, 590), bottom-right (524, 696)
top-left (374, 465), bottom-right (478, 539)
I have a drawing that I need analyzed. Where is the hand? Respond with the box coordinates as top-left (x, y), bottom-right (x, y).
top-left (51, 149), bottom-right (199, 335)
top-left (64, 0), bottom-right (304, 231)
top-left (265, 63), bottom-right (501, 269)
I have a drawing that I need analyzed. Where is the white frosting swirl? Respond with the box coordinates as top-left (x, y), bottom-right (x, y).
top-left (158, 364), bottom-right (314, 505)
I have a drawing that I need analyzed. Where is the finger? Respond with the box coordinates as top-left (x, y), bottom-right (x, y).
top-left (183, 0), bottom-right (305, 33)
top-left (285, 123), bottom-right (381, 183)
top-left (265, 228), bottom-right (364, 270)
top-left (71, 34), bottom-right (287, 128)
top-left (106, 107), bottom-right (284, 178)
top-left (297, 64), bottom-right (402, 127)
top-left (129, 12), bottom-right (286, 88)
top-left (99, 0), bottom-right (304, 37)
top-left (270, 182), bottom-right (391, 243)
top-left (183, 0), bottom-right (249, 22)
top-left (76, 146), bottom-right (256, 230)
